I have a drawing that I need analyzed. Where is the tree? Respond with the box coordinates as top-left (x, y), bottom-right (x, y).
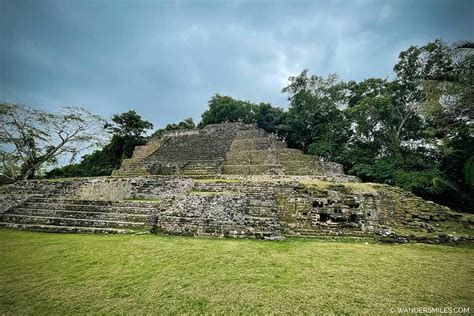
top-left (255, 103), bottom-right (286, 134)
top-left (342, 40), bottom-right (473, 211)
top-left (46, 110), bottom-right (153, 178)
top-left (416, 40), bottom-right (474, 208)
top-left (105, 110), bottom-right (153, 137)
top-left (199, 94), bottom-right (257, 127)
top-left (0, 103), bottom-right (106, 180)
top-left (281, 70), bottom-right (350, 159)
top-left (151, 117), bottom-right (196, 138)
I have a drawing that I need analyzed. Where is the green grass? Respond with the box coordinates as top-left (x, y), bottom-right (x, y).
top-left (0, 229), bottom-right (472, 314)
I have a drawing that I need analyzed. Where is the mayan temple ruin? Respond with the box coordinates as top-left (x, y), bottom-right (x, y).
top-left (1, 122), bottom-right (472, 243)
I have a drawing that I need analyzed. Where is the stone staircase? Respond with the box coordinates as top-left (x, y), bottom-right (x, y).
top-left (181, 159), bottom-right (223, 176)
top-left (110, 122), bottom-right (353, 178)
top-left (111, 167), bottom-right (150, 177)
top-left (223, 130), bottom-right (284, 175)
top-left (244, 192), bottom-right (282, 239)
top-left (111, 140), bottom-right (161, 176)
top-left (285, 227), bottom-right (369, 238)
top-left (0, 195), bottom-right (158, 234)
top-left (190, 181), bottom-right (283, 239)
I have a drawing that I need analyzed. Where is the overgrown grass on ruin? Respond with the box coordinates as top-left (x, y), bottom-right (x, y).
top-left (0, 229), bottom-right (472, 314)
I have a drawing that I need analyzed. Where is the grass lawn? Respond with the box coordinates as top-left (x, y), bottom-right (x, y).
top-left (0, 229), bottom-right (472, 314)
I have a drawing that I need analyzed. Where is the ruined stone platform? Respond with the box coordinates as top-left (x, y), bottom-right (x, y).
top-left (1, 175), bottom-right (472, 243)
top-left (112, 122), bottom-right (359, 180)
top-left (1, 123), bottom-right (472, 243)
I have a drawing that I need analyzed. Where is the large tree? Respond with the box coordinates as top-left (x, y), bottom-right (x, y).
top-left (281, 70), bottom-right (350, 160)
top-left (46, 110), bottom-right (153, 178)
top-left (199, 94), bottom-right (286, 136)
top-left (0, 103), bottom-right (106, 180)
top-left (343, 40), bottom-right (473, 210)
top-left (151, 117), bottom-right (196, 138)
top-left (199, 94), bottom-right (258, 127)
top-left (105, 110), bottom-right (153, 137)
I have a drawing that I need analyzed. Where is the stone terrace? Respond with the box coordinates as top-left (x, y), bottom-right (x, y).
top-left (2, 176), bottom-right (471, 243)
top-left (113, 122), bottom-right (358, 179)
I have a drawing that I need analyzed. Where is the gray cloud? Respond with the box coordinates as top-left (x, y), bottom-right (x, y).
top-left (1, 0), bottom-right (472, 129)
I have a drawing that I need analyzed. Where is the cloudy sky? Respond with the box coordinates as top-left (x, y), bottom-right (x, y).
top-left (1, 0), bottom-right (472, 130)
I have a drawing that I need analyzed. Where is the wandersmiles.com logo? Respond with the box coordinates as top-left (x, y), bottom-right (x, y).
top-left (390, 307), bottom-right (470, 314)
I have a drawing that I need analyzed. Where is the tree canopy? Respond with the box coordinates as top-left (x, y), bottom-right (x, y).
top-left (105, 110), bottom-right (153, 137)
top-left (46, 110), bottom-right (153, 178)
top-left (151, 117), bottom-right (196, 139)
top-left (0, 104), bottom-right (106, 180)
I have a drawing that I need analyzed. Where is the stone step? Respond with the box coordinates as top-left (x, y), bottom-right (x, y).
top-left (185, 161), bottom-right (222, 165)
top-left (192, 185), bottom-right (275, 194)
top-left (1, 214), bottom-right (148, 229)
top-left (248, 199), bottom-right (275, 207)
top-left (8, 208), bottom-right (150, 221)
top-left (245, 206), bottom-right (277, 217)
top-left (287, 228), bottom-right (368, 237)
top-left (157, 215), bottom-right (234, 224)
top-left (244, 215), bottom-right (280, 224)
top-left (21, 201), bottom-right (159, 214)
top-left (25, 198), bottom-right (160, 208)
top-left (182, 168), bottom-right (219, 172)
top-left (246, 191), bottom-right (276, 196)
top-left (19, 204), bottom-right (157, 214)
top-left (113, 173), bottom-right (149, 177)
top-left (114, 167), bottom-right (149, 173)
top-left (184, 165), bottom-right (218, 168)
top-left (0, 222), bottom-right (131, 234)
top-left (246, 230), bottom-right (282, 239)
top-left (183, 170), bottom-right (219, 173)
top-left (111, 168), bottom-right (150, 177)
top-left (182, 169), bottom-right (217, 173)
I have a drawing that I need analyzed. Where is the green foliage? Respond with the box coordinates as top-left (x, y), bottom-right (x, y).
top-left (46, 135), bottom-right (147, 177)
top-left (281, 70), bottom-right (349, 158)
top-left (151, 117), bottom-right (196, 138)
top-left (198, 94), bottom-right (286, 136)
top-left (349, 158), bottom-right (398, 184)
top-left (1, 104), bottom-right (106, 180)
top-left (338, 39), bottom-right (473, 212)
top-left (105, 110), bottom-right (153, 137)
top-left (464, 156), bottom-right (474, 190)
top-left (199, 94), bottom-right (257, 127)
top-left (254, 103), bottom-right (286, 134)
top-left (46, 110), bottom-right (151, 178)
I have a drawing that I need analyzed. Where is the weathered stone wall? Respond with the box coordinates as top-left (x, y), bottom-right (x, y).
top-left (1, 176), bottom-right (471, 242)
top-left (277, 184), bottom-right (379, 237)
